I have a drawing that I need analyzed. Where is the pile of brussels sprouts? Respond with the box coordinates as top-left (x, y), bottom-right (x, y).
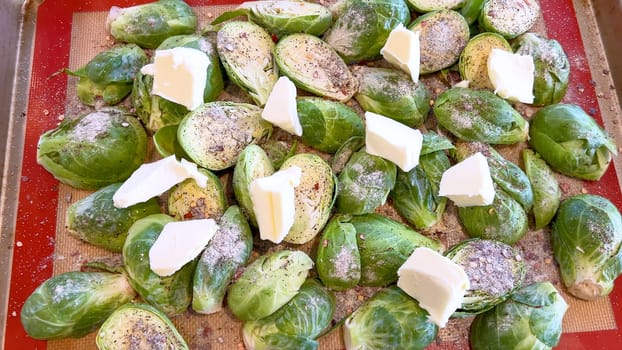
top-left (24, 0), bottom-right (622, 349)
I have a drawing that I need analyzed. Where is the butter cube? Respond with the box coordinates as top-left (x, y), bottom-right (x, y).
top-left (380, 24), bottom-right (420, 82)
top-left (438, 152), bottom-right (495, 207)
top-left (488, 48), bottom-right (535, 104)
top-left (261, 76), bottom-right (302, 136)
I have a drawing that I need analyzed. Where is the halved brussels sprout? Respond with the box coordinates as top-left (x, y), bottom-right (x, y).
top-left (96, 302), bottom-right (189, 350)
top-left (407, 0), bottom-right (465, 12)
top-left (275, 33), bottom-right (358, 102)
top-left (445, 239), bottom-right (525, 316)
top-left (522, 149), bottom-right (561, 229)
top-left (21, 271), bottom-right (136, 340)
top-left (551, 194), bottom-right (622, 300)
top-left (232, 145), bottom-right (275, 226)
top-left (459, 33), bottom-right (511, 90)
top-left (316, 215), bottom-right (362, 290)
top-left (513, 33), bottom-right (570, 106)
top-left (106, 0), bottom-right (197, 49)
top-left (227, 250), bottom-right (314, 321)
top-left (66, 183), bottom-right (161, 252)
top-left (336, 149), bottom-right (397, 215)
top-left (123, 214), bottom-right (196, 315)
top-left (479, 0), bottom-right (540, 39)
top-left (217, 21), bottom-right (278, 106)
top-left (193, 206), bottom-right (253, 314)
top-left (281, 154), bottom-right (336, 244)
top-left (352, 66), bottom-right (430, 127)
top-left (242, 279), bottom-right (334, 350)
top-left (433, 87), bottom-right (529, 144)
top-left (168, 167), bottom-right (226, 220)
top-left (177, 102), bottom-right (272, 171)
top-left (529, 104), bottom-right (617, 181)
top-left (213, 1), bottom-right (333, 37)
top-left (37, 108), bottom-right (148, 190)
top-left (349, 214), bottom-right (442, 286)
top-left (470, 282), bottom-right (568, 350)
top-left (297, 97), bottom-right (364, 153)
top-left (323, 0), bottom-right (411, 63)
top-left (344, 286), bottom-right (438, 350)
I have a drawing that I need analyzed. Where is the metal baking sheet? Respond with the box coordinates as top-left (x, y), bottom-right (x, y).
top-left (2, 0), bottom-right (622, 349)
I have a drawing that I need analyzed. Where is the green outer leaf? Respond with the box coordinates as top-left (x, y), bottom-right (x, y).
top-left (232, 145), bottom-right (275, 227)
top-left (297, 97), bottom-right (364, 153)
top-left (20, 271), bottom-right (135, 340)
top-left (211, 8), bottom-right (248, 25)
top-left (96, 302), bottom-right (189, 350)
top-left (227, 250), bottom-right (313, 320)
top-left (331, 136), bottom-right (365, 175)
top-left (336, 150), bottom-right (397, 215)
top-left (123, 214), bottom-right (196, 316)
top-left (343, 286), bottom-right (438, 350)
top-left (153, 124), bottom-right (191, 159)
top-left (433, 87), bottom-right (528, 144)
top-left (460, 0), bottom-right (486, 24)
top-left (420, 131), bottom-right (455, 155)
top-left (243, 0), bottom-right (333, 37)
top-left (348, 214), bottom-right (442, 286)
top-left (66, 183), bottom-right (161, 252)
top-left (316, 215), bottom-right (361, 290)
top-left (522, 149), bottom-right (561, 229)
top-left (262, 139), bottom-right (297, 169)
top-left (192, 206), bottom-right (253, 314)
top-left (168, 168), bottom-right (227, 220)
top-left (529, 103), bottom-right (616, 181)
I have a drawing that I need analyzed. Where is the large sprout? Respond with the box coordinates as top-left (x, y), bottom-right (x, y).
top-left (522, 149), bottom-right (561, 229)
top-left (316, 215), bottom-right (362, 290)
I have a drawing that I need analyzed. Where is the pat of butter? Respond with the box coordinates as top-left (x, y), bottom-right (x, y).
top-left (141, 47), bottom-right (209, 110)
top-left (250, 166), bottom-right (302, 244)
top-left (487, 48), bottom-right (535, 104)
top-left (438, 152), bottom-right (495, 207)
top-left (380, 24), bottom-right (420, 82)
top-left (397, 247), bottom-right (470, 328)
top-left (261, 76), bottom-right (302, 136)
top-left (149, 219), bottom-right (219, 276)
top-left (364, 111), bottom-right (423, 172)
top-left (113, 156), bottom-right (207, 208)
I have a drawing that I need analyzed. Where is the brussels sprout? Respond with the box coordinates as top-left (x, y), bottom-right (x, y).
top-left (529, 104), bottom-right (617, 181)
top-left (348, 214), bottom-right (442, 286)
top-left (217, 21), bottom-right (278, 106)
top-left (66, 183), bottom-right (161, 252)
top-left (168, 168), bottom-right (226, 220)
top-left (551, 194), bottom-right (622, 300)
top-left (213, 1), bottom-right (332, 37)
top-left (275, 34), bottom-right (358, 102)
top-left (323, 0), bottom-right (410, 63)
top-left (37, 109), bottom-right (148, 190)
top-left (331, 136), bottom-right (365, 174)
top-left (460, 0), bottom-right (486, 24)
top-left (66, 44), bottom-right (147, 106)
top-left (458, 185), bottom-right (528, 245)
top-left (227, 250), bottom-right (314, 321)
top-left (409, 10), bottom-right (470, 74)
top-left (106, 0), bottom-right (197, 49)
top-left (522, 149), bottom-right (561, 229)
top-left (152, 124), bottom-right (190, 159)
top-left (20, 271), bottom-right (136, 340)
top-left (513, 33), bottom-right (570, 106)
top-left (123, 214), bottom-right (196, 315)
top-left (445, 239), bottom-right (525, 316)
top-left (177, 101), bottom-right (272, 171)
top-left (281, 154), bottom-right (336, 244)
top-left (336, 149), bottom-right (397, 215)
top-left (193, 206), bottom-right (253, 314)
top-left (297, 97), bottom-right (364, 153)
top-left (459, 33), bottom-right (511, 90)
top-left (316, 215), bottom-right (362, 290)
top-left (232, 145), bottom-right (275, 226)
top-left (343, 286), bottom-right (438, 350)
top-left (406, 0), bottom-right (465, 12)
top-left (479, 0), bottom-right (540, 39)
top-left (352, 66), bottom-right (430, 127)
top-left (96, 303), bottom-right (189, 350)
top-left (470, 282), bottom-right (568, 350)
top-left (242, 279), bottom-right (334, 350)
top-left (433, 87), bottom-right (529, 144)
top-left (455, 141), bottom-right (533, 211)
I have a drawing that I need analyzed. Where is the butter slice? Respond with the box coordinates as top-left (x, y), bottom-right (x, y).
top-left (141, 47), bottom-right (209, 110)
top-left (365, 111), bottom-right (423, 172)
top-left (250, 166), bottom-right (302, 244)
top-left (438, 152), bottom-right (495, 207)
top-left (488, 48), bottom-right (535, 104)
top-left (113, 156), bottom-right (208, 208)
top-left (380, 24), bottom-right (420, 82)
top-left (397, 247), bottom-right (470, 328)
top-left (149, 219), bottom-right (219, 276)
top-left (261, 76), bottom-right (302, 136)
